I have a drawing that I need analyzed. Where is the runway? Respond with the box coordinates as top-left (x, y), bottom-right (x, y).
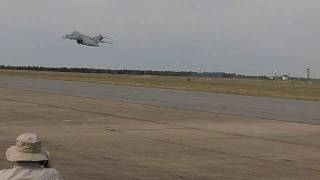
top-left (0, 76), bottom-right (320, 180)
top-left (0, 76), bottom-right (319, 124)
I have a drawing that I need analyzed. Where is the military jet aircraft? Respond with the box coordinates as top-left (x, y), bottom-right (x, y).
top-left (63, 31), bottom-right (113, 47)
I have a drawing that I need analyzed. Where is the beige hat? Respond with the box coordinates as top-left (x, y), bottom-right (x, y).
top-left (6, 133), bottom-right (48, 162)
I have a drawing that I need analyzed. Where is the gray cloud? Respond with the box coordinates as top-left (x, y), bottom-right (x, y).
top-left (1, 0), bottom-right (319, 77)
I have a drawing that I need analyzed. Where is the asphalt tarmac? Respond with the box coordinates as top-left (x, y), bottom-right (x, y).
top-left (0, 76), bottom-right (319, 124)
top-left (1, 76), bottom-right (320, 180)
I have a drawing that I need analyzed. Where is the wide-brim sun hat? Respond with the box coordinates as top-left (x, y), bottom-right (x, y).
top-left (6, 133), bottom-right (48, 162)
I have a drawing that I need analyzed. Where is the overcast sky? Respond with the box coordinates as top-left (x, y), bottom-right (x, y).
top-left (0, 0), bottom-right (319, 77)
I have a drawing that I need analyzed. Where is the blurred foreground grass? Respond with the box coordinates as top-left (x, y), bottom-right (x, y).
top-left (0, 70), bottom-right (319, 101)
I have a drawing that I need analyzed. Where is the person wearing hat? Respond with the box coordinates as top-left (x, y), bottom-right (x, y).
top-left (0, 133), bottom-right (64, 180)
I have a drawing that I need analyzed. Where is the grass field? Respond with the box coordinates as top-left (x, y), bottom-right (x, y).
top-left (0, 70), bottom-right (319, 101)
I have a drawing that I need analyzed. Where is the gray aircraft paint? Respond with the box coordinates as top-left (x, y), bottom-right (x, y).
top-left (63, 31), bottom-right (113, 47)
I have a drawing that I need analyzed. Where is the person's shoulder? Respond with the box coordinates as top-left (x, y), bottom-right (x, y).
top-left (42, 168), bottom-right (64, 180)
top-left (0, 168), bottom-right (14, 178)
top-left (0, 168), bottom-right (12, 174)
top-left (42, 168), bottom-right (61, 175)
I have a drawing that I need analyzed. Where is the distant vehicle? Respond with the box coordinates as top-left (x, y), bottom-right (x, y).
top-left (63, 31), bottom-right (113, 47)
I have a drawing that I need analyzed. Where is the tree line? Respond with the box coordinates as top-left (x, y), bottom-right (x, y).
top-left (0, 65), bottom-right (270, 79)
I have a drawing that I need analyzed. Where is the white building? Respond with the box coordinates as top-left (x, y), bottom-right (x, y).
top-left (282, 74), bottom-right (289, 81)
